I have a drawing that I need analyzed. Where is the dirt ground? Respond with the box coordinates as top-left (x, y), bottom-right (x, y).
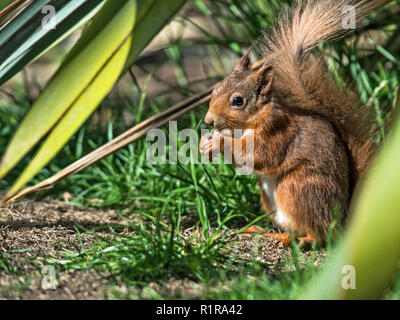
top-left (0, 198), bottom-right (325, 300)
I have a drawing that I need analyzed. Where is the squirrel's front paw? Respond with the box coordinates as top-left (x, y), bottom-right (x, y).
top-left (200, 131), bottom-right (222, 160)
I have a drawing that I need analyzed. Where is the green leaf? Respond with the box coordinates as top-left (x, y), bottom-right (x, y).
top-left (0, 0), bottom-right (27, 27)
top-left (0, 0), bottom-right (186, 197)
top-left (0, 0), bottom-right (21, 13)
top-left (0, 0), bottom-right (51, 49)
top-left (0, 0), bottom-right (106, 85)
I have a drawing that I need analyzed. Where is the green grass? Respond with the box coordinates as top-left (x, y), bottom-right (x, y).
top-left (0, 253), bottom-right (16, 274)
top-left (1, 0), bottom-right (400, 299)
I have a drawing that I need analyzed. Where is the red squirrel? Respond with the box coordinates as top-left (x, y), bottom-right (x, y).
top-left (199, 0), bottom-right (380, 244)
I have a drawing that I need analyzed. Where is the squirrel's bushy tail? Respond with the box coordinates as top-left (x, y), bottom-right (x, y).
top-left (261, 0), bottom-right (379, 185)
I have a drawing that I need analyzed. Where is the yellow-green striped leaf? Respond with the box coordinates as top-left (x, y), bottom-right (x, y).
top-left (0, 0), bottom-right (186, 198)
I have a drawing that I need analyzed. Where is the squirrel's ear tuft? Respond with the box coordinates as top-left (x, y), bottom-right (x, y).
top-left (234, 53), bottom-right (250, 72)
top-left (254, 63), bottom-right (273, 96)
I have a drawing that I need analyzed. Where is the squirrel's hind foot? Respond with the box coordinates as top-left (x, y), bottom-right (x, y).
top-left (242, 226), bottom-right (316, 248)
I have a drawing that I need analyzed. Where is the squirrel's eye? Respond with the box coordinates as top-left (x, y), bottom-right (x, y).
top-left (232, 96), bottom-right (244, 107)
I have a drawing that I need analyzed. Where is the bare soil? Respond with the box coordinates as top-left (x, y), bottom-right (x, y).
top-left (0, 199), bottom-right (325, 300)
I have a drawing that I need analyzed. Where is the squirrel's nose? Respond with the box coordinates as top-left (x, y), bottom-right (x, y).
top-left (205, 112), bottom-right (216, 126)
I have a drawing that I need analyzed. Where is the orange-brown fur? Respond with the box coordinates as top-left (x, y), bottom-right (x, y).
top-left (200, 0), bottom-right (381, 243)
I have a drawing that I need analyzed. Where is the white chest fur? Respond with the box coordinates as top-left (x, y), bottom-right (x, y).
top-left (258, 174), bottom-right (293, 229)
top-left (259, 175), bottom-right (277, 210)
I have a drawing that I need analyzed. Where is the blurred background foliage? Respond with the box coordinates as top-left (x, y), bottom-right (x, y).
top-left (0, 0), bottom-right (400, 299)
